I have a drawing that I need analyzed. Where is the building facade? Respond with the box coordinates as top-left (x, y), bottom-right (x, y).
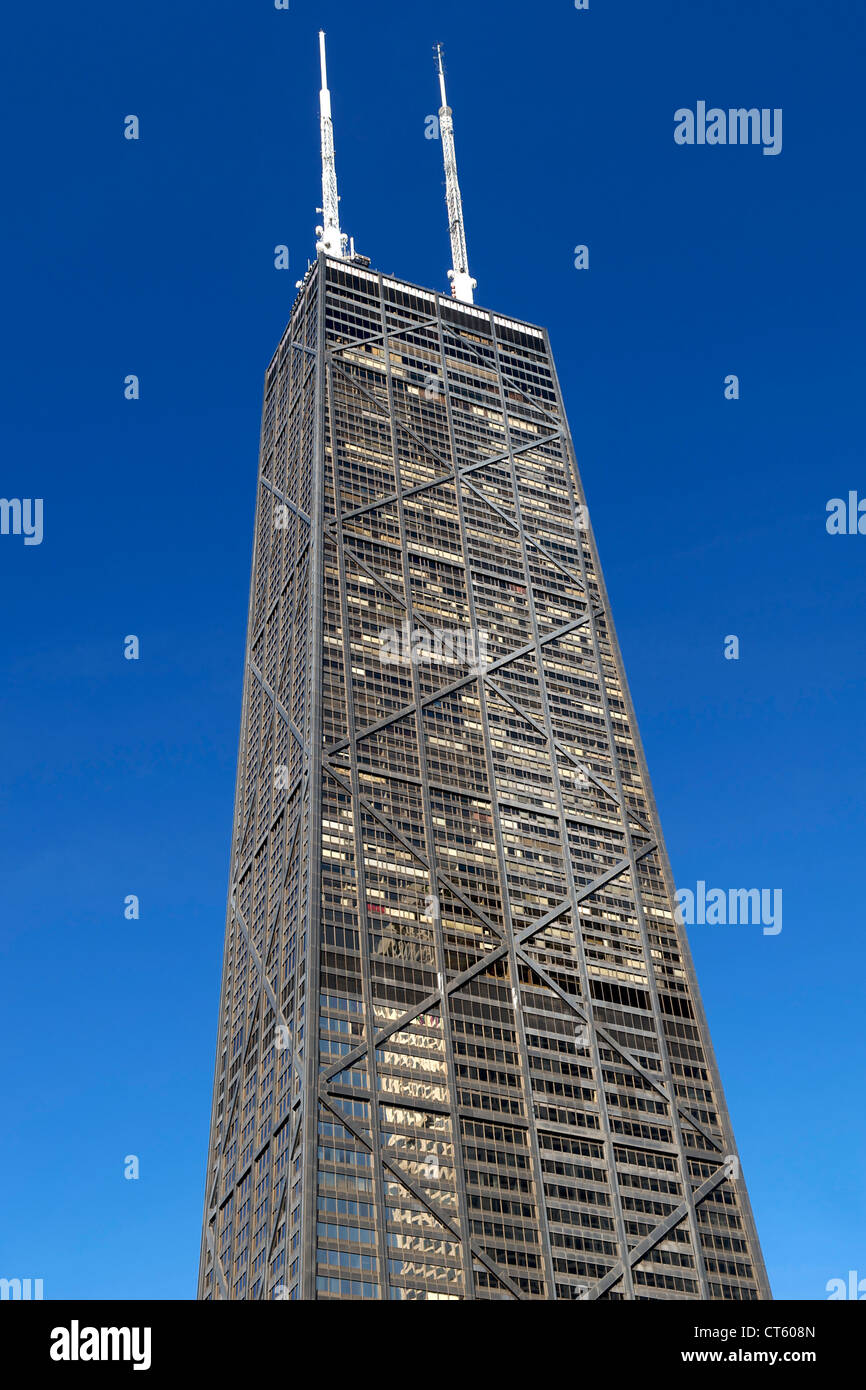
top-left (198, 253), bottom-right (769, 1301)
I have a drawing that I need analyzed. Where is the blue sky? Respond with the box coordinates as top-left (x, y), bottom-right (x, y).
top-left (1, 0), bottom-right (863, 1300)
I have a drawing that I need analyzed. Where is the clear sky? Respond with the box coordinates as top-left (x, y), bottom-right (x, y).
top-left (1, 0), bottom-right (864, 1301)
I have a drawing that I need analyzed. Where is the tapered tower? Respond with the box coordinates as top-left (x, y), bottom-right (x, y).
top-left (198, 33), bottom-right (769, 1302)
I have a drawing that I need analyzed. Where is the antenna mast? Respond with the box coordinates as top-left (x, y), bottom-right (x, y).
top-left (316, 31), bottom-right (347, 258)
top-left (436, 45), bottom-right (476, 304)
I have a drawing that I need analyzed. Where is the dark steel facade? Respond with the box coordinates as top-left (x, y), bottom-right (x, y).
top-left (198, 254), bottom-right (770, 1301)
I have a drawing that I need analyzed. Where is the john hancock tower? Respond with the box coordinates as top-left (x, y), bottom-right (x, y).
top-left (198, 33), bottom-right (769, 1302)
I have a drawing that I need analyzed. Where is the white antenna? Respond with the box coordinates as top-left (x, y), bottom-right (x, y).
top-left (436, 45), bottom-right (476, 304)
top-left (315, 31), bottom-right (348, 259)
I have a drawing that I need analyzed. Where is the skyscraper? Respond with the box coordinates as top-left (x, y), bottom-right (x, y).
top-left (198, 33), bottom-right (769, 1302)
